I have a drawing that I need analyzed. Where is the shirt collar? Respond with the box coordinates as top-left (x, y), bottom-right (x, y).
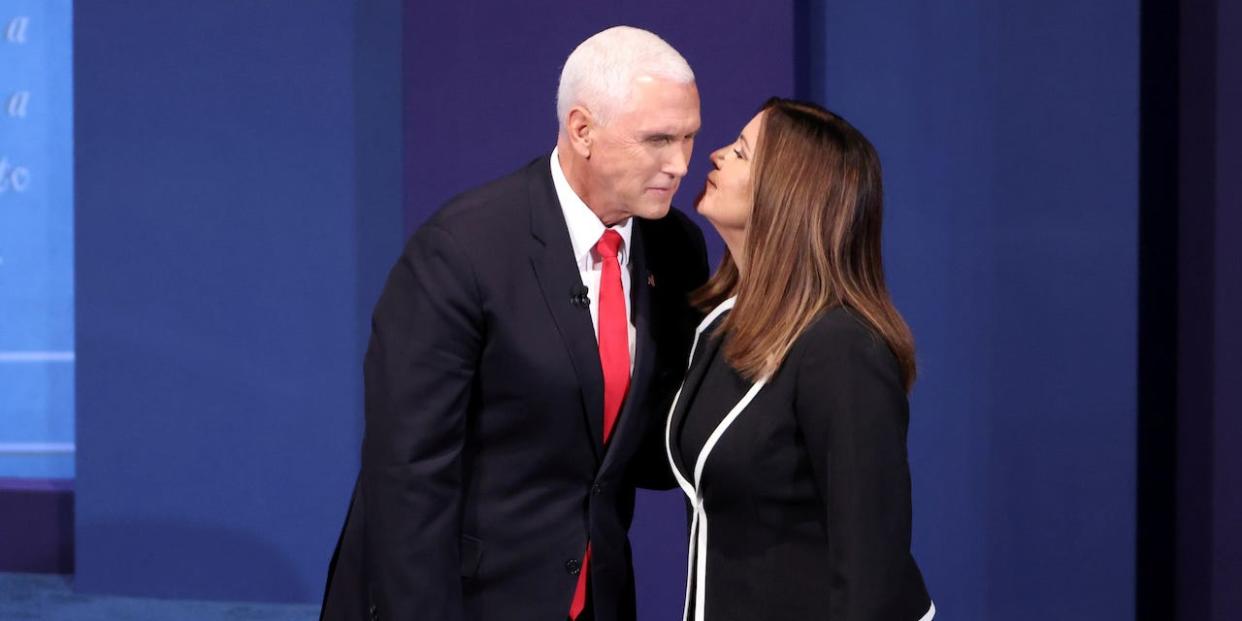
top-left (550, 147), bottom-right (632, 266)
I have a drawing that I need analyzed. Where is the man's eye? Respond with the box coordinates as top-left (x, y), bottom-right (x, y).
top-left (733, 148), bottom-right (745, 160)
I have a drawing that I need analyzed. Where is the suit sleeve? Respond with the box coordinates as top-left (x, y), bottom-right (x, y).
top-left (793, 317), bottom-right (917, 621)
top-left (360, 222), bottom-right (481, 621)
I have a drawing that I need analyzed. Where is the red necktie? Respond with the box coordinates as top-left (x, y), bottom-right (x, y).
top-left (569, 229), bottom-right (631, 619)
top-left (595, 229), bottom-right (630, 443)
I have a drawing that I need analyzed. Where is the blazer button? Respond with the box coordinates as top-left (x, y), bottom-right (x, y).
top-left (565, 558), bottom-right (581, 575)
top-left (591, 484), bottom-right (603, 495)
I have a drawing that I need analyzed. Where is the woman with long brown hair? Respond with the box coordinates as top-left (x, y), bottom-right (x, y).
top-left (664, 98), bottom-right (934, 621)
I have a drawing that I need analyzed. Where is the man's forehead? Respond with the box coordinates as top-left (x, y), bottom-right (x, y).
top-left (619, 80), bottom-right (700, 131)
top-left (628, 76), bottom-right (697, 103)
top-left (631, 114), bottom-right (701, 135)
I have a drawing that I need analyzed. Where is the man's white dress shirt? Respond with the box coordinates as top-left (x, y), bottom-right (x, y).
top-left (550, 147), bottom-right (637, 368)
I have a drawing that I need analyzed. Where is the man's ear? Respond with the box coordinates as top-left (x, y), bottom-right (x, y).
top-left (565, 106), bottom-right (594, 159)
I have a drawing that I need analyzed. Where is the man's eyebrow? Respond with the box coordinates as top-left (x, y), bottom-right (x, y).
top-left (739, 134), bottom-right (751, 154)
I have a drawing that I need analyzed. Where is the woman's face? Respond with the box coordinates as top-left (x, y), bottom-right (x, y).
top-left (697, 111), bottom-right (764, 235)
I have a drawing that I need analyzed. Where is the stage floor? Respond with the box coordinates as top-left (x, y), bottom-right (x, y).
top-left (0, 573), bottom-right (318, 620)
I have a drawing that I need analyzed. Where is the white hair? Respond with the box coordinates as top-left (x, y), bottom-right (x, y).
top-left (556, 26), bottom-right (695, 130)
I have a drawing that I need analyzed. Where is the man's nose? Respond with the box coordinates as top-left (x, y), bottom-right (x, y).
top-left (665, 144), bottom-right (691, 178)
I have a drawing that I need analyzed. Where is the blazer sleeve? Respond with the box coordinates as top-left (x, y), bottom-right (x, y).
top-left (793, 315), bottom-right (917, 621)
top-left (360, 222), bottom-right (482, 621)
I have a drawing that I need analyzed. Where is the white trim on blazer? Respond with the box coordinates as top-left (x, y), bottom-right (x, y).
top-left (665, 297), bottom-right (768, 621)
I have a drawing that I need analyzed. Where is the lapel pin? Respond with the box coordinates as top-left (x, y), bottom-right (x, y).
top-left (647, 274), bottom-right (656, 288)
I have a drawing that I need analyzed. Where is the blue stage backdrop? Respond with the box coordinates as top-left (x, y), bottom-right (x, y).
top-left (817, 1), bottom-right (1138, 619)
top-left (0, 0), bottom-right (74, 479)
top-left (72, 0), bottom-right (1157, 615)
top-left (73, 0), bottom-right (402, 602)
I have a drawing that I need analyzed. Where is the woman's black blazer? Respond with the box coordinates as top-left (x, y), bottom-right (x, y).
top-left (665, 300), bottom-right (934, 621)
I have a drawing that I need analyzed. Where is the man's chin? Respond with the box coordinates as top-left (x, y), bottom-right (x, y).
top-left (635, 202), bottom-right (674, 220)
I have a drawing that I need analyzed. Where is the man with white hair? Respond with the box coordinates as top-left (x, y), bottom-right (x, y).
top-left (321, 26), bottom-right (708, 621)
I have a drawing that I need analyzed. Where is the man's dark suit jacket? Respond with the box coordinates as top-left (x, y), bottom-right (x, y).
top-left (321, 156), bottom-right (709, 621)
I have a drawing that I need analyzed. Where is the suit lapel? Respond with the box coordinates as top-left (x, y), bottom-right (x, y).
top-left (599, 223), bottom-right (655, 472)
top-left (527, 156), bottom-right (605, 461)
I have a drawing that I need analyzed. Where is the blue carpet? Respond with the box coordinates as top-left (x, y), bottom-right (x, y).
top-left (0, 573), bottom-right (319, 620)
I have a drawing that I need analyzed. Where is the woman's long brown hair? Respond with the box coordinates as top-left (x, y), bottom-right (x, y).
top-left (692, 98), bottom-right (917, 390)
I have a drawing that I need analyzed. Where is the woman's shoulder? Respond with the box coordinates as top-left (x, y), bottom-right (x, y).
top-left (777, 306), bottom-right (907, 403)
top-left (790, 306), bottom-right (898, 370)
top-left (803, 306), bottom-right (883, 346)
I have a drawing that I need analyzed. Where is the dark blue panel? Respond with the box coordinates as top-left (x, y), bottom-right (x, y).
top-left (74, 0), bottom-right (401, 602)
top-left (1211, 0), bottom-right (1241, 613)
top-left (1175, 0), bottom-right (1219, 617)
top-left (403, 1), bottom-right (795, 251)
top-left (403, 3), bottom-right (794, 618)
top-left (818, 1), bottom-right (1138, 618)
top-left (403, 1), bottom-right (618, 231)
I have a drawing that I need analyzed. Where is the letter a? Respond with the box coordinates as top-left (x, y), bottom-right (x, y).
top-left (6, 17), bottom-right (30, 44)
top-left (7, 92), bottom-right (29, 118)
